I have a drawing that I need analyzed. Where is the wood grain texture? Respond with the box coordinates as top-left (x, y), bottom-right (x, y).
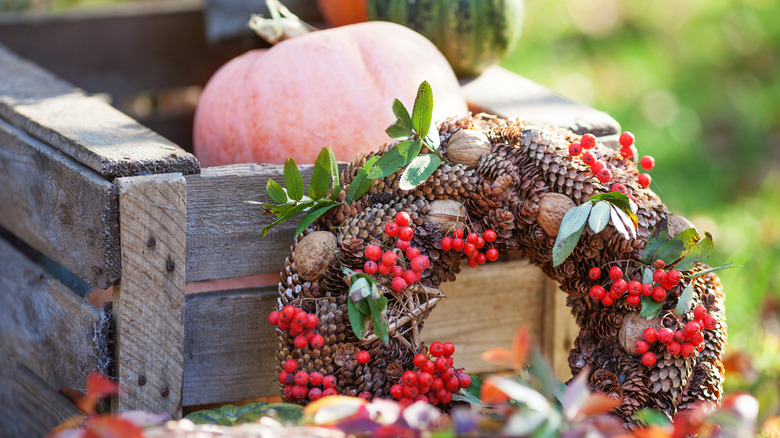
top-left (0, 116), bottom-right (120, 288)
top-left (115, 173), bottom-right (186, 417)
top-left (542, 278), bottom-right (580, 382)
top-left (462, 66), bottom-right (621, 137)
top-left (0, 45), bottom-right (200, 178)
top-left (185, 163), bottom-right (347, 282)
top-left (0, 238), bottom-right (101, 394)
top-left (182, 259), bottom-right (549, 405)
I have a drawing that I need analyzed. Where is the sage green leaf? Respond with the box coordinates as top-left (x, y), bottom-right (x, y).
top-left (639, 295), bottom-right (664, 319)
top-left (392, 98), bottom-right (413, 130)
top-left (367, 295), bottom-right (389, 345)
top-left (690, 262), bottom-right (738, 278)
top-left (349, 276), bottom-right (372, 302)
top-left (674, 232), bottom-right (714, 271)
top-left (386, 121), bottom-right (413, 139)
top-left (411, 81), bottom-right (433, 137)
top-left (452, 375), bottom-right (485, 407)
top-left (345, 156), bottom-right (377, 203)
top-left (552, 203), bottom-right (591, 266)
top-left (354, 297), bottom-right (370, 315)
top-left (423, 127), bottom-right (441, 152)
top-left (347, 299), bottom-right (367, 340)
top-left (674, 282), bottom-right (694, 315)
top-left (283, 158), bottom-right (304, 201)
top-left (295, 201), bottom-right (340, 235)
top-left (642, 267), bottom-right (654, 285)
top-left (611, 205), bottom-right (637, 239)
top-left (399, 153), bottom-right (442, 191)
top-left (327, 147), bottom-right (340, 188)
top-left (610, 205), bottom-right (631, 240)
top-left (654, 228), bottom-right (700, 266)
top-left (266, 179), bottom-right (287, 204)
top-left (260, 202), bottom-right (310, 238)
top-left (588, 201), bottom-right (611, 233)
top-left (642, 225), bottom-right (669, 264)
top-left (308, 148), bottom-right (331, 200)
top-left (366, 140), bottom-right (422, 179)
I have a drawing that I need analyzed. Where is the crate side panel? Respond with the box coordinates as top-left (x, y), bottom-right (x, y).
top-left (0, 238), bottom-right (102, 394)
top-left (0, 117), bottom-right (120, 288)
top-left (0, 45), bottom-right (200, 178)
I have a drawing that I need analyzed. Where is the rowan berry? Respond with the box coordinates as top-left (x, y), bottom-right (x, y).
top-left (294, 370), bottom-right (309, 386)
top-left (597, 168), bottom-right (612, 183)
top-left (690, 332), bottom-right (704, 346)
top-left (641, 283), bottom-right (653, 296)
top-left (292, 384), bottom-right (308, 400)
top-left (601, 295), bottom-right (614, 306)
top-left (693, 305), bottom-right (707, 320)
top-left (384, 222), bottom-right (399, 237)
top-left (463, 243), bottom-right (476, 256)
top-left (589, 267), bottom-right (601, 280)
top-left (305, 314), bottom-right (319, 330)
top-left (652, 287), bottom-right (667, 302)
top-left (308, 387), bottom-right (323, 401)
top-left (390, 384), bottom-right (403, 399)
top-left (452, 238), bottom-right (464, 251)
top-left (626, 294), bottom-right (641, 306)
top-left (627, 280), bottom-right (642, 295)
top-left (441, 342), bottom-right (455, 357)
top-left (613, 279), bottom-right (628, 294)
top-left (462, 233), bottom-right (476, 245)
top-left (378, 263), bottom-right (392, 276)
top-left (590, 285), bottom-right (606, 301)
top-left (643, 327), bottom-right (658, 343)
top-left (396, 239), bottom-right (411, 252)
top-left (294, 309), bottom-right (309, 326)
top-left (653, 269), bottom-right (667, 284)
top-left (666, 341), bottom-right (681, 355)
top-left (395, 212), bottom-right (411, 226)
top-left (284, 359), bottom-right (299, 373)
top-left (475, 236), bottom-right (485, 249)
top-left (284, 373), bottom-right (296, 385)
top-left (581, 133), bottom-right (597, 149)
top-left (635, 340), bottom-right (649, 354)
top-left (609, 266), bottom-right (623, 280)
top-left (591, 160), bottom-right (606, 174)
top-left (619, 131), bottom-right (635, 147)
top-left (445, 377), bottom-right (461, 392)
top-left (356, 350), bottom-right (370, 364)
top-left (667, 270), bottom-right (681, 286)
top-left (641, 351), bottom-right (657, 367)
top-left (416, 371), bottom-right (433, 388)
top-left (381, 251), bottom-right (398, 266)
top-left (426, 342), bottom-right (443, 357)
top-left (427, 393), bottom-right (440, 405)
top-left (453, 228), bottom-right (464, 239)
top-left (283, 385), bottom-right (295, 401)
top-left (440, 236), bottom-right (453, 251)
top-left (674, 330), bottom-right (685, 343)
top-left (640, 156), bottom-right (655, 171)
top-left (620, 146), bottom-right (634, 159)
top-left (703, 314), bottom-right (717, 330)
top-left (611, 183), bottom-right (627, 195)
top-left (280, 305), bottom-right (296, 323)
top-left (268, 311), bottom-right (279, 325)
top-left (398, 397), bottom-right (413, 407)
top-left (457, 372), bottom-right (472, 389)
top-left (680, 342), bottom-right (695, 358)
top-left (411, 255), bottom-right (429, 272)
top-left (476, 252), bottom-right (487, 264)
top-left (399, 226), bottom-right (414, 241)
top-left (322, 375), bottom-right (337, 389)
top-left (405, 246), bottom-right (420, 261)
top-left (657, 328), bottom-right (674, 344)
top-left (483, 229), bottom-right (497, 242)
top-left (431, 377), bottom-right (444, 392)
top-left (421, 360), bottom-right (436, 375)
top-left (638, 173), bottom-right (652, 188)
top-left (391, 277), bottom-right (407, 293)
top-left (364, 244), bottom-right (382, 261)
top-left (294, 335), bottom-right (308, 349)
top-left (363, 261), bottom-right (378, 275)
top-left (322, 388), bottom-right (338, 397)
top-left (309, 371), bottom-right (323, 386)
top-left (390, 265), bottom-right (403, 278)
top-left (486, 247), bottom-right (499, 261)
top-left (278, 371), bottom-right (289, 384)
top-left (569, 143), bottom-right (583, 156)
top-left (413, 354), bottom-right (427, 368)
top-left (403, 269), bottom-right (418, 285)
top-left (685, 321), bottom-right (701, 338)
top-left (402, 370), bottom-right (418, 386)
top-left (581, 151), bottom-right (596, 166)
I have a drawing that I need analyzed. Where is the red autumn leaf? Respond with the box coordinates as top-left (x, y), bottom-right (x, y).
top-left (83, 417), bottom-right (144, 438)
top-left (630, 425), bottom-right (673, 438)
top-left (480, 377), bottom-right (510, 405)
top-left (510, 324), bottom-right (531, 370)
top-left (480, 348), bottom-right (513, 368)
top-left (77, 372), bottom-right (118, 416)
top-left (576, 393), bottom-right (621, 417)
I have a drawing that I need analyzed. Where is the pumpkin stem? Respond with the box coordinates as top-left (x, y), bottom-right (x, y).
top-left (248, 0), bottom-right (318, 45)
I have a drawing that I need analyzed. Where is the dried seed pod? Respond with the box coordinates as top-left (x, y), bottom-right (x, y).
top-left (446, 129), bottom-right (492, 168)
top-left (294, 231), bottom-right (337, 281)
top-left (537, 193), bottom-right (576, 236)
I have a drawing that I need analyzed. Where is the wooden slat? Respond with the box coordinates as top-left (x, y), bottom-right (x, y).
top-left (114, 173), bottom-right (186, 417)
top-left (542, 279), bottom-right (580, 382)
top-left (182, 259), bottom-right (549, 405)
top-left (0, 237), bottom-right (102, 393)
top-left (0, 116), bottom-right (120, 288)
top-left (0, 45), bottom-right (200, 178)
top-left (463, 66), bottom-right (621, 137)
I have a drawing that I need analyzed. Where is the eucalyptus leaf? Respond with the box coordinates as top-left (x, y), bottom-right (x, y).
top-left (642, 225), bottom-right (670, 264)
top-left (674, 232), bottom-right (714, 271)
top-left (266, 179), bottom-right (287, 204)
top-left (639, 295), bottom-right (664, 319)
top-left (283, 158), bottom-right (304, 201)
top-left (399, 153), bottom-right (442, 191)
top-left (328, 147), bottom-right (340, 188)
top-left (366, 140), bottom-right (422, 179)
top-left (588, 201), bottom-right (611, 233)
top-left (642, 267), bottom-right (654, 285)
top-left (654, 228), bottom-right (700, 266)
top-left (347, 299), bottom-right (367, 340)
top-left (367, 295), bottom-right (389, 345)
top-left (345, 156), bottom-right (378, 203)
top-left (295, 201), bottom-right (340, 235)
top-left (260, 202), bottom-right (310, 238)
top-left (308, 148), bottom-right (331, 200)
top-left (552, 203), bottom-right (591, 266)
top-left (392, 98), bottom-right (413, 131)
top-left (411, 81), bottom-right (433, 138)
top-left (674, 282), bottom-right (694, 315)
top-left (610, 205), bottom-right (631, 240)
top-left (611, 204), bottom-right (637, 239)
top-left (349, 277), bottom-right (373, 302)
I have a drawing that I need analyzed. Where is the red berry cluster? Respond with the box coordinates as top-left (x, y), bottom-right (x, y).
top-left (588, 261), bottom-right (683, 307)
top-left (389, 341), bottom-right (471, 407)
top-left (268, 305), bottom-right (325, 349)
top-left (440, 228), bottom-right (499, 268)
top-left (619, 131), bottom-right (655, 189)
top-left (278, 358), bottom-right (339, 402)
top-left (635, 305), bottom-right (718, 366)
top-left (568, 133), bottom-right (614, 184)
top-left (365, 212), bottom-right (430, 293)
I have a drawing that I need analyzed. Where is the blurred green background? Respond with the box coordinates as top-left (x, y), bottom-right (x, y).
top-left (502, 0), bottom-right (780, 387)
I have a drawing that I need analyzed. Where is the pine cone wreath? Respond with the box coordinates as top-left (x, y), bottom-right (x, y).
top-left (267, 115), bottom-right (727, 425)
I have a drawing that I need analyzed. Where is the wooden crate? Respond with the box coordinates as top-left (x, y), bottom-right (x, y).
top-left (0, 2), bottom-right (620, 436)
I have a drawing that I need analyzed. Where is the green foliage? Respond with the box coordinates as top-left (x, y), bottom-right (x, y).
top-left (343, 267), bottom-right (390, 345)
top-left (186, 402), bottom-right (303, 426)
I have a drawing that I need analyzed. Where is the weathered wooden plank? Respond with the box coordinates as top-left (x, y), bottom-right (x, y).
top-left (186, 163), bottom-right (348, 282)
top-left (0, 237), bottom-right (102, 394)
top-left (542, 279), bottom-right (580, 382)
top-left (114, 174), bottom-right (186, 417)
top-left (462, 66), bottom-right (621, 137)
top-left (0, 44), bottom-right (200, 178)
top-left (0, 116), bottom-right (120, 288)
top-left (0, 362), bottom-right (83, 438)
top-left (182, 259), bottom-right (549, 405)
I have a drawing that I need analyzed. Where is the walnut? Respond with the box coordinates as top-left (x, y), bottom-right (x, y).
top-left (294, 231), bottom-right (337, 281)
top-left (426, 200), bottom-right (467, 233)
top-left (446, 129), bottom-right (492, 168)
top-left (667, 214), bottom-right (698, 238)
top-left (619, 313), bottom-right (660, 356)
top-left (537, 193), bottom-right (576, 236)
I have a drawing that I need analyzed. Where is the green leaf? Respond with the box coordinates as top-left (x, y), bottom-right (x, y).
top-left (642, 267), bottom-right (654, 285)
top-left (411, 81), bottom-right (433, 138)
top-left (690, 262), bottom-right (738, 278)
top-left (674, 232), bottom-right (714, 271)
top-left (634, 408), bottom-right (671, 427)
top-left (328, 147), bottom-right (340, 188)
top-left (308, 148), bottom-right (331, 200)
top-left (347, 299), bottom-right (368, 340)
top-left (423, 127), bottom-right (441, 152)
top-left (345, 156), bottom-right (378, 203)
top-left (674, 282), bottom-right (694, 315)
top-left (260, 202), bottom-right (310, 238)
top-left (642, 225), bottom-right (670, 264)
top-left (367, 295), bottom-right (389, 345)
top-left (587, 191), bottom-right (637, 214)
top-left (266, 179), bottom-right (287, 204)
top-left (295, 201), bottom-right (340, 235)
top-left (283, 158), bottom-right (304, 201)
top-left (386, 121), bottom-right (413, 139)
top-left (392, 98), bottom-right (413, 130)
top-left (366, 140), bottom-right (422, 179)
top-left (654, 228), bottom-right (700, 266)
top-left (529, 350), bottom-right (566, 403)
top-left (639, 295), bottom-right (664, 319)
top-left (588, 201), bottom-right (611, 233)
top-left (399, 153), bottom-right (442, 191)
top-left (452, 385), bottom-right (488, 408)
top-left (610, 204), bottom-right (637, 239)
top-left (349, 276), bottom-right (373, 302)
top-left (552, 203), bottom-right (591, 266)
top-left (185, 402), bottom-right (303, 426)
